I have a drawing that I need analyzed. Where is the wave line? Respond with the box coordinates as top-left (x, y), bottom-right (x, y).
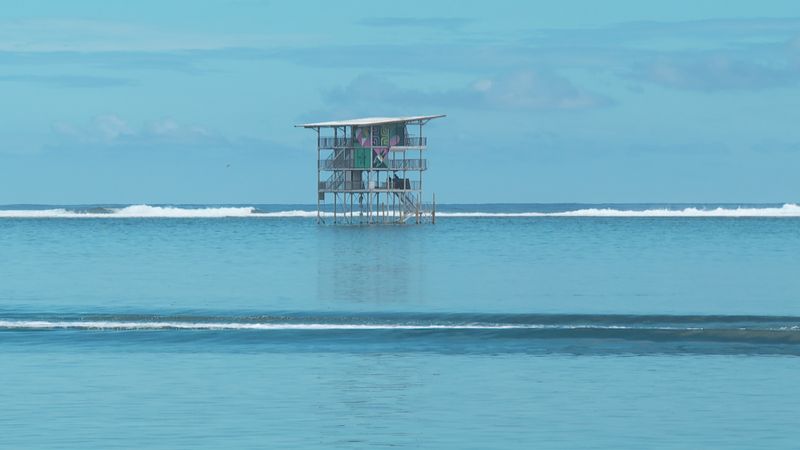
top-left (2, 204), bottom-right (800, 218)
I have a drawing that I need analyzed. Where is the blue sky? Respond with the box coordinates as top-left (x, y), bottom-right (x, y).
top-left (1, 0), bottom-right (799, 204)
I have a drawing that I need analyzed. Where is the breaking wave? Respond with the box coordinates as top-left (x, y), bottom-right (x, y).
top-left (438, 204), bottom-right (800, 217)
top-left (0, 320), bottom-right (530, 330)
top-left (2, 312), bottom-right (799, 356)
top-left (0, 205), bottom-right (314, 218)
top-left (1, 204), bottom-right (800, 218)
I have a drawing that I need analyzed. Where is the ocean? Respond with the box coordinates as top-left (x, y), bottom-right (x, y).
top-left (1, 203), bottom-right (799, 449)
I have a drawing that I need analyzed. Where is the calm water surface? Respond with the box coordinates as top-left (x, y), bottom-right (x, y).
top-left (1, 205), bottom-right (799, 448)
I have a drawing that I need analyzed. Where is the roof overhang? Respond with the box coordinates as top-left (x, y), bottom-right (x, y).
top-left (296, 114), bottom-right (445, 129)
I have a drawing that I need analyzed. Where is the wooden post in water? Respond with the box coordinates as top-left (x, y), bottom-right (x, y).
top-left (432, 193), bottom-right (436, 224)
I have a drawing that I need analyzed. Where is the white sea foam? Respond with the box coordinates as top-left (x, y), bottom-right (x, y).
top-left (0, 320), bottom-right (704, 331)
top-left (1, 204), bottom-right (799, 218)
top-left (0, 205), bottom-right (317, 218)
top-left (437, 203), bottom-right (800, 217)
top-left (0, 320), bottom-right (529, 330)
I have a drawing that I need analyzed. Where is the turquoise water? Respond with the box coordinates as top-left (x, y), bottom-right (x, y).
top-left (1, 204), bottom-right (799, 448)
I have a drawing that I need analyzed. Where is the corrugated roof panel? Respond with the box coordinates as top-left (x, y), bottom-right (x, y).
top-left (296, 114), bottom-right (445, 128)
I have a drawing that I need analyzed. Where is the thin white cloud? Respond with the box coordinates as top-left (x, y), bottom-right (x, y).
top-left (0, 18), bottom-right (301, 52)
top-left (0, 74), bottom-right (133, 87)
top-left (355, 17), bottom-right (471, 31)
top-left (53, 115), bottom-right (213, 145)
top-left (476, 71), bottom-right (611, 110)
top-left (3, 16), bottom-right (799, 93)
top-left (325, 71), bottom-right (612, 112)
top-left (95, 114), bottom-right (133, 140)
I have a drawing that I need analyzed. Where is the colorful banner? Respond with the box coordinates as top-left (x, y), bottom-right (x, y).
top-left (354, 125), bottom-right (405, 149)
top-left (352, 124), bottom-right (406, 169)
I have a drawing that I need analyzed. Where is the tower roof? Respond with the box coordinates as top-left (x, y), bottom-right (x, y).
top-left (296, 114), bottom-right (445, 128)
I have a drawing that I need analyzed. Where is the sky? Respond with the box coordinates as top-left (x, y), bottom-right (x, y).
top-left (1, 0), bottom-right (799, 204)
